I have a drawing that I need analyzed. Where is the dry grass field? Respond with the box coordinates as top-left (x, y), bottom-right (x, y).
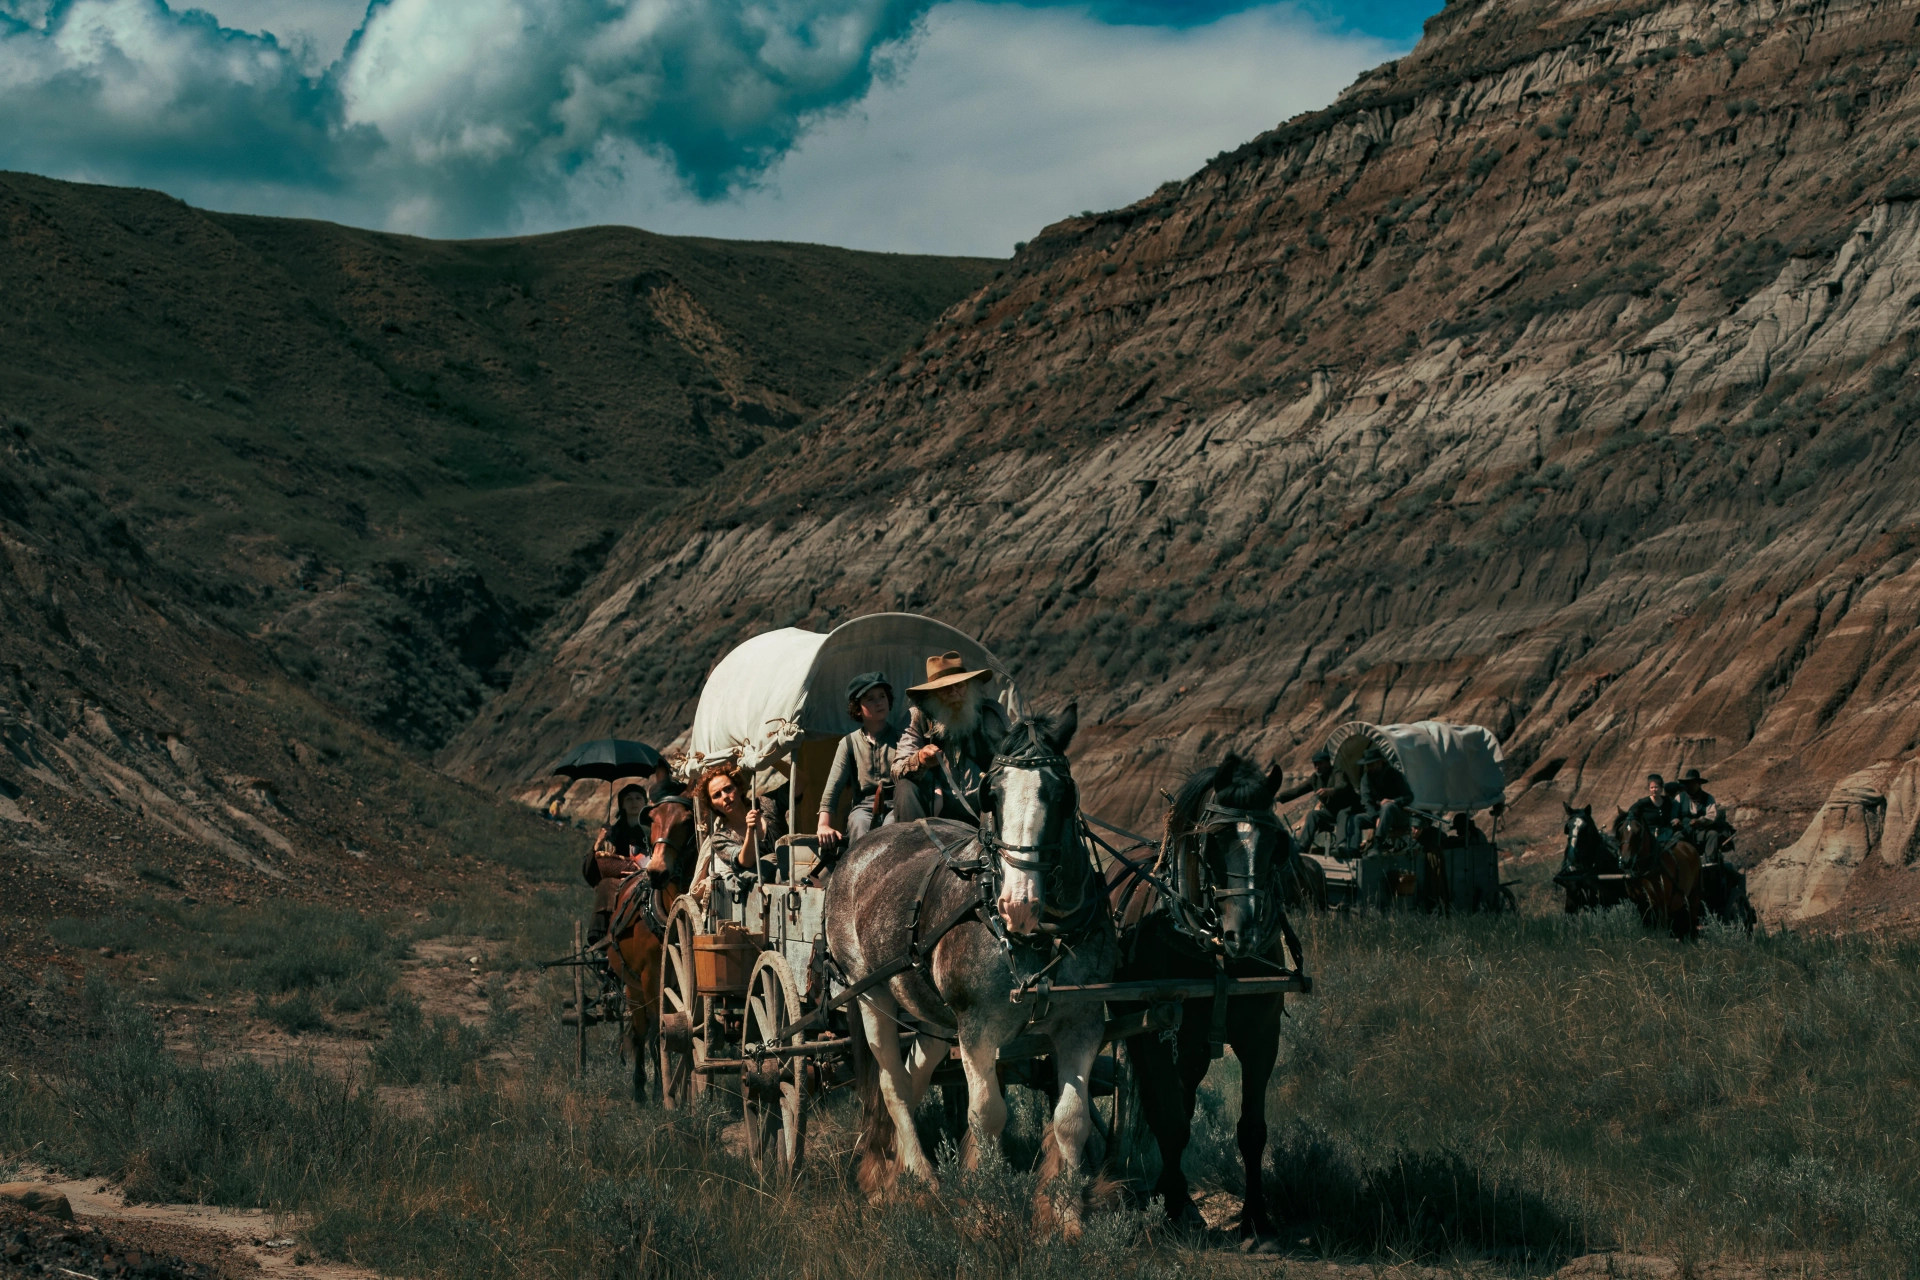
top-left (3, 860), bottom-right (1915, 1279)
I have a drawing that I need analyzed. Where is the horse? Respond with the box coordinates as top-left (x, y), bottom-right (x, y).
top-left (1616, 813), bottom-right (1702, 940)
top-left (822, 707), bottom-right (1117, 1227)
top-left (1558, 802), bottom-right (1621, 913)
top-left (1106, 752), bottom-right (1296, 1251)
top-left (607, 793), bottom-right (698, 1102)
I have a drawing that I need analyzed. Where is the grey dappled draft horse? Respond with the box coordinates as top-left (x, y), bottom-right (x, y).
top-left (822, 708), bottom-right (1116, 1220)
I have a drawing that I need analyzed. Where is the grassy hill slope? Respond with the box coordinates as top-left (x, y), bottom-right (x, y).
top-left (0, 171), bottom-right (993, 750)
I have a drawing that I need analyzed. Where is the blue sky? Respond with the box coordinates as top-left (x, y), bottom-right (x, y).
top-left (0, 0), bottom-right (1438, 253)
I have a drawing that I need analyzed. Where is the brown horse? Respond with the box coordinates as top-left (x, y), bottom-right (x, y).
top-left (1616, 814), bottom-right (1702, 940)
top-left (607, 795), bottom-right (697, 1102)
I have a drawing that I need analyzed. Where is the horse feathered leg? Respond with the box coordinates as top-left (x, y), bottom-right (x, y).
top-left (858, 993), bottom-right (937, 1190)
top-left (957, 1031), bottom-right (1008, 1170)
top-left (1035, 1012), bottom-right (1105, 1238)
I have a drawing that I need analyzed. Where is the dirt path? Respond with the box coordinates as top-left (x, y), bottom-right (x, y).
top-left (44, 1178), bottom-right (384, 1279)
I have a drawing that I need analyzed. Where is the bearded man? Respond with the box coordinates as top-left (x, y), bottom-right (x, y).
top-left (888, 651), bottom-right (1011, 826)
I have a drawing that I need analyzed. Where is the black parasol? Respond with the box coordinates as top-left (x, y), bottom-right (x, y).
top-left (550, 739), bottom-right (665, 782)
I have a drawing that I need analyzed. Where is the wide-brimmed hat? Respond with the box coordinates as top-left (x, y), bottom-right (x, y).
top-left (907, 650), bottom-right (992, 693)
top-left (846, 671), bottom-right (893, 704)
top-left (1682, 768), bottom-right (1708, 784)
top-left (1359, 746), bottom-right (1390, 766)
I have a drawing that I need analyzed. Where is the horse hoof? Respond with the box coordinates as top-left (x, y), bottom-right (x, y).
top-left (1165, 1202), bottom-right (1205, 1233)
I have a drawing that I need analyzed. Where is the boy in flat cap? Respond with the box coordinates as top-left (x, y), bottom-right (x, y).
top-left (816, 671), bottom-right (901, 857)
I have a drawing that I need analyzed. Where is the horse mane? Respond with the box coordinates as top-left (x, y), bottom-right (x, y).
top-left (996, 714), bottom-right (1059, 757)
top-left (1171, 752), bottom-right (1272, 828)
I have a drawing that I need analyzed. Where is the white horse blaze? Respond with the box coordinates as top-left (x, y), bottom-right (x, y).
top-left (994, 769), bottom-right (1048, 935)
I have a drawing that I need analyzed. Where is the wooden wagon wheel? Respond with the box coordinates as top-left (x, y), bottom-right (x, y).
top-left (740, 952), bottom-right (806, 1176)
top-left (659, 897), bottom-right (706, 1110)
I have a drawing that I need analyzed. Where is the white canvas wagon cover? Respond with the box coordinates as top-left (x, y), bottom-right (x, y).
top-left (1324, 720), bottom-right (1507, 814)
top-left (684, 613), bottom-right (1021, 773)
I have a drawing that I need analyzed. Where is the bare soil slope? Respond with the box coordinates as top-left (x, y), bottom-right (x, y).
top-left (455, 0), bottom-right (1920, 925)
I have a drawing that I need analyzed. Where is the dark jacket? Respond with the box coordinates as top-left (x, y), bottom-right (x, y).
top-left (1626, 795), bottom-right (1671, 831)
top-left (1360, 765), bottom-right (1411, 811)
top-left (583, 816), bottom-right (647, 887)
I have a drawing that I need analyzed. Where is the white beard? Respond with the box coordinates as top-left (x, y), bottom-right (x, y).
top-left (917, 689), bottom-right (982, 744)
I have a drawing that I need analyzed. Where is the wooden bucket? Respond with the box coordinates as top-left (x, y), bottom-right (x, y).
top-left (693, 924), bottom-right (762, 994)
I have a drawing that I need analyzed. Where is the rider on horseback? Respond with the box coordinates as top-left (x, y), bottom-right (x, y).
top-left (584, 783), bottom-right (651, 945)
top-left (889, 651), bottom-right (1010, 826)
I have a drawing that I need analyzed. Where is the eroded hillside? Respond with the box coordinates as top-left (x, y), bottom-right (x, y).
top-left (0, 173), bottom-right (992, 751)
top-left (455, 0), bottom-right (1920, 926)
top-left (0, 422), bottom-right (577, 966)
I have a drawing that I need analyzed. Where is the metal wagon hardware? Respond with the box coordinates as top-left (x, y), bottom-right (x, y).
top-left (654, 612), bottom-right (1027, 1171)
top-left (1288, 720), bottom-right (1515, 913)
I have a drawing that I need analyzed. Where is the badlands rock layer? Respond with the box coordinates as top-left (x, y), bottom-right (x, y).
top-left (452, 0), bottom-right (1920, 924)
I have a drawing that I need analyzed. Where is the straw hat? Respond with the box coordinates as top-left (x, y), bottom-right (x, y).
top-left (907, 650), bottom-right (991, 693)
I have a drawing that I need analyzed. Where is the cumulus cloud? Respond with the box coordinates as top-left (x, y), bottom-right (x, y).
top-left (2, 0), bottom-right (930, 232)
top-left (0, 0), bottom-right (1406, 246)
top-left (540, 2), bottom-right (1401, 253)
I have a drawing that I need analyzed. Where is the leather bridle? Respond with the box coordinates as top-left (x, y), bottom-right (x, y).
top-left (974, 744), bottom-right (1098, 934)
top-left (1169, 799), bottom-right (1289, 953)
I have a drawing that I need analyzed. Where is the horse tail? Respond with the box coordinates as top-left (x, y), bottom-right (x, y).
top-left (848, 1009), bottom-right (900, 1198)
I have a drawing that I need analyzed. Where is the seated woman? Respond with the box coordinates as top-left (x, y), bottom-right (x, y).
top-left (816, 671), bottom-right (900, 859)
top-left (689, 761), bottom-right (786, 912)
top-left (582, 783), bottom-right (649, 943)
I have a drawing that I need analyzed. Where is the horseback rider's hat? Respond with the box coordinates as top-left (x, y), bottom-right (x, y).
top-left (1682, 768), bottom-right (1708, 784)
top-left (908, 650), bottom-right (991, 693)
top-left (1359, 746), bottom-right (1390, 766)
top-left (846, 671), bottom-right (893, 704)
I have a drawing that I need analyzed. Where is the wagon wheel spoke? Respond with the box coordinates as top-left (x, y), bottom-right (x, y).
top-left (659, 899), bottom-right (705, 1110)
top-left (740, 952), bottom-right (806, 1177)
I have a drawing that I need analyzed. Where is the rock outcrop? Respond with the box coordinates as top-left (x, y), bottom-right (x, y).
top-left (450, 0), bottom-right (1920, 925)
top-left (1750, 756), bottom-right (1920, 921)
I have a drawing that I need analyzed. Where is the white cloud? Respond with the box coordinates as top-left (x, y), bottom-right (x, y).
top-left (524, 2), bottom-right (1403, 255)
top-left (1, 0), bottom-right (1402, 252)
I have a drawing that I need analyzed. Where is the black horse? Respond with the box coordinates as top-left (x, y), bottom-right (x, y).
top-left (1556, 802), bottom-right (1625, 913)
top-left (1106, 753), bottom-right (1296, 1251)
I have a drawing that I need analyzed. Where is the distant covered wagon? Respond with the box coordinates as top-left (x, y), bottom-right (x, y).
top-left (1293, 720), bottom-right (1513, 912)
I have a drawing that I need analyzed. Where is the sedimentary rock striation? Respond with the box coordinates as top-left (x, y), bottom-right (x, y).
top-left (451, 0), bottom-right (1920, 922)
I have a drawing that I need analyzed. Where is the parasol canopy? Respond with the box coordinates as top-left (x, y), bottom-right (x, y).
top-left (550, 738), bottom-right (666, 781)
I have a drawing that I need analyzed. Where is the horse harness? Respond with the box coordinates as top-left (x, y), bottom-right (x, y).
top-left (1098, 797), bottom-right (1303, 1059)
top-left (607, 795), bottom-right (698, 946)
top-left (795, 747), bottom-right (1104, 1044)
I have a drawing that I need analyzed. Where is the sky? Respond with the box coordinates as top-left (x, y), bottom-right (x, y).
top-left (0, 0), bottom-right (1438, 255)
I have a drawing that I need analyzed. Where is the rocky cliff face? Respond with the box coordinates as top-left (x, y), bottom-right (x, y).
top-left (452, 0), bottom-right (1920, 923)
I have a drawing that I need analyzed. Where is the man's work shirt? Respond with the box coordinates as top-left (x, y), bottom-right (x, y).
top-left (822, 724), bottom-right (899, 815)
top-left (1672, 788), bottom-right (1719, 833)
top-left (891, 700), bottom-right (1012, 820)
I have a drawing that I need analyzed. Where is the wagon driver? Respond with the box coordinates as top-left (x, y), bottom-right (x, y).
top-left (889, 650), bottom-right (1011, 826)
